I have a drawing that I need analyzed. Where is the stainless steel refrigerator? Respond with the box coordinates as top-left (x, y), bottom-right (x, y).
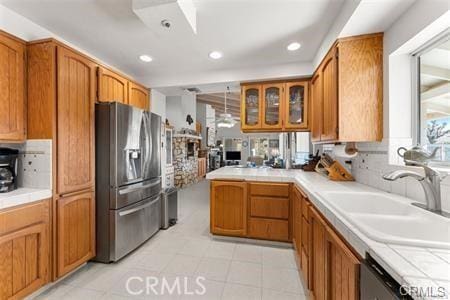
top-left (95, 102), bottom-right (161, 263)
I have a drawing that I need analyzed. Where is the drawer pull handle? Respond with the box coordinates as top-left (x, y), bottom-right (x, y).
top-left (119, 196), bottom-right (160, 216)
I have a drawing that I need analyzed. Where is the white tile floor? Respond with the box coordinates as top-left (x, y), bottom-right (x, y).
top-left (31, 180), bottom-right (308, 299)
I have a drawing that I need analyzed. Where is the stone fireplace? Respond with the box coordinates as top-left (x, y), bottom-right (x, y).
top-left (173, 134), bottom-right (201, 188)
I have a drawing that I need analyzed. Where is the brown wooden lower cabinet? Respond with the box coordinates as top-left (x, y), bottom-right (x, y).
top-left (0, 199), bottom-right (50, 299)
top-left (248, 217), bottom-right (289, 241)
top-left (309, 201), bottom-right (361, 300)
top-left (210, 180), bottom-right (361, 299)
top-left (210, 180), bottom-right (290, 241)
top-left (250, 196), bottom-right (289, 219)
top-left (326, 226), bottom-right (360, 300)
top-left (310, 206), bottom-right (328, 300)
top-left (292, 186), bottom-right (302, 269)
top-left (57, 191), bottom-right (95, 277)
top-left (210, 180), bottom-right (248, 237)
top-left (198, 157), bottom-right (207, 178)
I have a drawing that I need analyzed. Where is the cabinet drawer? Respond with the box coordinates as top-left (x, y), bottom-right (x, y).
top-left (250, 196), bottom-right (289, 219)
top-left (301, 217), bottom-right (309, 254)
top-left (248, 218), bottom-right (289, 241)
top-left (0, 200), bottom-right (50, 235)
top-left (249, 182), bottom-right (289, 197)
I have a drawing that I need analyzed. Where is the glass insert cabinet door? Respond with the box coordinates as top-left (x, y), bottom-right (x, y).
top-left (284, 81), bottom-right (309, 129)
top-left (241, 85), bottom-right (262, 129)
top-left (262, 83), bottom-right (284, 128)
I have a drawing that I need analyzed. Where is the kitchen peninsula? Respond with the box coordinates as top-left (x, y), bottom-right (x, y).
top-left (207, 167), bottom-right (450, 300)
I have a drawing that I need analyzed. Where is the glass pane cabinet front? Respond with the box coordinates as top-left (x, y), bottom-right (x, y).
top-left (264, 86), bottom-right (281, 126)
top-left (287, 84), bottom-right (305, 125)
top-left (245, 88), bottom-right (260, 126)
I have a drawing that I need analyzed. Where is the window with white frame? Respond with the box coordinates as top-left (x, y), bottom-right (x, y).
top-left (415, 32), bottom-right (450, 163)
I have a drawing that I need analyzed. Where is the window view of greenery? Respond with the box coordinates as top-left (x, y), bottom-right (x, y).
top-left (419, 35), bottom-right (450, 162)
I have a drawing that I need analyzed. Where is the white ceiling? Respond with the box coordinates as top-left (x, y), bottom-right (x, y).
top-left (1, 0), bottom-right (345, 88)
top-left (339, 0), bottom-right (416, 38)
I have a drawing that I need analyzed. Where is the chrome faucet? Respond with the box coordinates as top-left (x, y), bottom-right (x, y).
top-left (383, 161), bottom-right (448, 217)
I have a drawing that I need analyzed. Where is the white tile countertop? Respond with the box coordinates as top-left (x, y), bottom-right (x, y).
top-left (0, 188), bottom-right (52, 210)
top-left (206, 167), bottom-right (450, 300)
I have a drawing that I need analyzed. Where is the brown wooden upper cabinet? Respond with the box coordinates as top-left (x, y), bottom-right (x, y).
top-left (0, 31), bottom-right (26, 142)
top-left (310, 72), bottom-right (322, 142)
top-left (98, 66), bottom-right (150, 111)
top-left (241, 84), bottom-right (262, 130)
top-left (311, 33), bottom-right (383, 143)
top-left (97, 66), bottom-right (128, 104)
top-left (129, 81), bottom-right (150, 111)
top-left (262, 83), bottom-right (284, 130)
top-left (285, 81), bottom-right (309, 130)
top-left (57, 46), bottom-right (96, 196)
top-left (241, 80), bottom-right (309, 132)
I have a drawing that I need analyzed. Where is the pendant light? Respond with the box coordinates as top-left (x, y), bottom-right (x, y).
top-left (217, 86), bottom-right (237, 128)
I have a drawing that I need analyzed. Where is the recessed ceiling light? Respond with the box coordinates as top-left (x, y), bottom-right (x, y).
top-left (209, 51), bottom-right (223, 59)
top-left (139, 55), bottom-right (153, 62)
top-left (287, 42), bottom-right (301, 51)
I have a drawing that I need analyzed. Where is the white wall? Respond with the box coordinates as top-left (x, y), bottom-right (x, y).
top-left (166, 93), bottom-right (196, 131)
top-left (196, 103), bottom-right (207, 146)
top-left (206, 105), bottom-right (216, 147)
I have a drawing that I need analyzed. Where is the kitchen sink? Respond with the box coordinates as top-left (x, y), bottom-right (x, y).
top-left (318, 191), bottom-right (450, 249)
top-left (319, 191), bottom-right (416, 216)
top-left (352, 214), bottom-right (450, 249)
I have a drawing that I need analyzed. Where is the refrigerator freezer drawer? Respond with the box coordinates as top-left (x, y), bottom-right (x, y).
top-left (110, 194), bottom-right (161, 261)
top-left (111, 177), bottom-right (161, 209)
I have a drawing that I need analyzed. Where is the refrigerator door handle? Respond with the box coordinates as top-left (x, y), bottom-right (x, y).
top-left (118, 195), bottom-right (160, 217)
top-left (141, 113), bottom-right (152, 178)
top-left (118, 179), bottom-right (161, 195)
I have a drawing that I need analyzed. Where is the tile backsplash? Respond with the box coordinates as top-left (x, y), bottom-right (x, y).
top-left (319, 143), bottom-right (450, 213)
top-left (0, 140), bottom-right (52, 190)
top-left (351, 151), bottom-right (450, 213)
top-left (19, 140), bottom-right (52, 189)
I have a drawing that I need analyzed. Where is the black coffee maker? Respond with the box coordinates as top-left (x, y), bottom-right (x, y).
top-left (0, 148), bottom-right (19, 193)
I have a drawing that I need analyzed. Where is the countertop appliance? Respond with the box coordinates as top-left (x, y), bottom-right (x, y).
top-left (0, 148), bottom-right (19, 193)
top-left (361, 255), bottom-right (413, 299)
top-left (161, 187), bottom-right (178, 229)
top-left (95, 102), bottom-right (162, 263)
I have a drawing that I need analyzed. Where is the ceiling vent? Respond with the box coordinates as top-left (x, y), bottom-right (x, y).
top-left (185, 87), bottom-right (202, 93)
top-left (132, 0), bottom-right (197, 35)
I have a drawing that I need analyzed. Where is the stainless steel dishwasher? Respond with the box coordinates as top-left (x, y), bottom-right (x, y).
top-left (161, 187), bottom-right (178, 229)
top-left (361, 255), bottom-right (413, 300)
